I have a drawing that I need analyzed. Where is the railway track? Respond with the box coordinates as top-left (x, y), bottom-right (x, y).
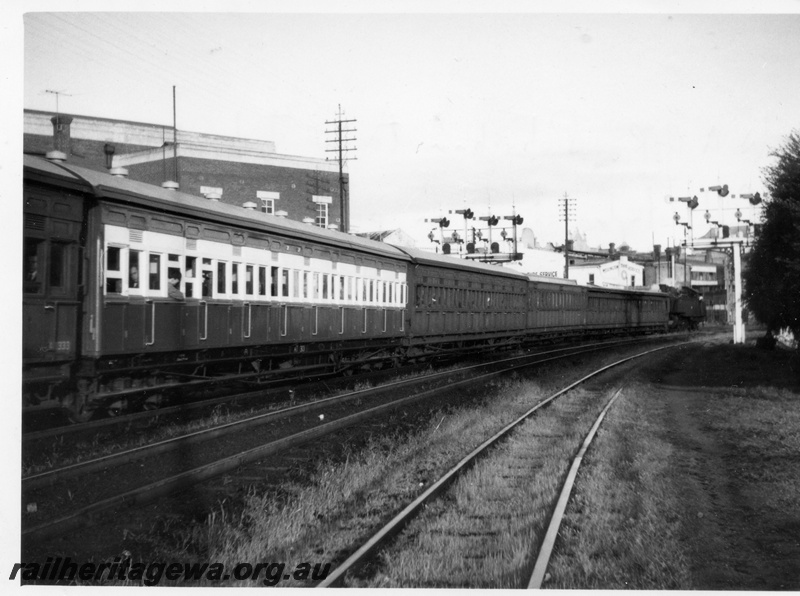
top-left (24, 333), bottom-right (689, 443)
top-left (22, 336), bottom-right (664, 472)
top-left (318, 344), bottom-right (680, 587)
top-left (21, 336), bottom-right (685, 568)
top-left (22, 359), bottom-right (435, 441)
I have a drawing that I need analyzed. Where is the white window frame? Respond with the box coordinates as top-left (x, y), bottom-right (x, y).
top-left (258, 190), bottom-right (280, 214)
top-left (312, 195), bottom-right (332, 228)
top-left (315, 203), bottom-right (329, 228)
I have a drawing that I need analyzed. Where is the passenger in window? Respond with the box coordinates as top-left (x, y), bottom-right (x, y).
top-left (129, 265), bottom-right (140, 289)
top-left (202, 271), bottom-right (213, 297)
top-left (168, 270), bottom-right (185, 301)
top-left (26, 254), bottom-right (38, 282)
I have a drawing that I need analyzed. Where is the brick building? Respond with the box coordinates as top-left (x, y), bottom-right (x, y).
top-left (23, 109), bottom-right (349, 230)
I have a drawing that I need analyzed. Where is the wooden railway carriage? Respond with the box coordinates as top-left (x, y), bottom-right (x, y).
top-left (397, 248), bottom-right (529, 354)
top-left (23, 157), bottom-right (85, 406)
top-left (23, 155), bottom-right (411, 417)
top-left (23, 154), bottom-right (672, 420)
top-left (525, 276), bottom-right (586, 340)
top-left (585, 285), bottom-right (669, 334)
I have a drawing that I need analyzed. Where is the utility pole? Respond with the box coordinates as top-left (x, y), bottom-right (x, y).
top-left (325, 105), bottom-right (357, 233)
top-left (558, 193), bottom-right (576, 279)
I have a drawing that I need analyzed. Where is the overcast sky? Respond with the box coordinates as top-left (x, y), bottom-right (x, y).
top-left (9, 0), bottom-right (800, 251)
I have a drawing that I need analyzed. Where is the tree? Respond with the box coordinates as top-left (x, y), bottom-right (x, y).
top-left (744, 130), bottom-right (800, 343)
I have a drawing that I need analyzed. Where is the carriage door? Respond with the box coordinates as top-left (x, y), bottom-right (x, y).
top-left (23, 195), bottom-right (82, 366)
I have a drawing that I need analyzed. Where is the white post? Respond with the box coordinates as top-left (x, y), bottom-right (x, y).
top-left (690, 237), bottom-right (747, 345)
top-left (733, 242), bottom-right (745, 344)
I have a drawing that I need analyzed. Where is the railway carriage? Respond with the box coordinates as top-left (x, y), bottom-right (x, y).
top-left (525, 277), bottom-right (587, 340)
top-left (23, 163), bottom-right (85, 406)
top-left (23, 155), bottom-right (411, 418)
top-left (399, 247), bottom-right (529, 355)
top-left (585, 285), bottom-right (669, 335)
top-left (23, 153), bottom-right (676, 422)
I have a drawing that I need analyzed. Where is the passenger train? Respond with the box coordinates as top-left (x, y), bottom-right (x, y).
top-left (23, 154), bottom-right (678, 421)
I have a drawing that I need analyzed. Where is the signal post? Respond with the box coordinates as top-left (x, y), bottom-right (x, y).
top-left (691, 236), bottom-right (746, 344)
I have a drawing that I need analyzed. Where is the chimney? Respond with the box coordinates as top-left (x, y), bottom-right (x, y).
top-left (608, 242), bottom-right (616, 256)
top-left (45, 150), bottom-right (67, 162)
top-left (51, 114), bottom-right (73, 156)
top-left (103, 143), bottom-right (116, 169)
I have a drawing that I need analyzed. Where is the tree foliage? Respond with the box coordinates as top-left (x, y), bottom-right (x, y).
top-left (743, 130), bottom-right (800, 341)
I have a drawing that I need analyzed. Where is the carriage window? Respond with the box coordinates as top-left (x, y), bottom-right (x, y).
top-left (24, 238), bottom-right (43, 293)
top-left (149, 254), bottom-right (161, 290)
top-left (186, 257), bottom-right (197, 279)
top-left (282, 269), bottom-right (289, 297)
top-left (201, 272), bottom-right (212, 297)
top-left (246, 265), bottom-right (254, 295)
top-left (184, 256), bottom-right (196, 298)
top-left (259, 267), bottom-right (267, 296)
top-left (129, 250), bottom-right (141, 290)
top-left (168, 267), bottom-right (182, 297)
top-left (322, 274), bottom-right (329, 300)
top-left (106, 278), bottom-right (122, 294)
top-left (217, 262), bottom-right (227, 295)
top-left (339, 276), bottom-right (345, 301)
top-left (107, 246), bottom-right (121, 272)
top-left (303, 272), bottom-right (309, 299)
top-left (105, 246), bottom-right (122, 294)
top-left (293, 270), bottom-right (300, 298)
top-left (271, 267), bottom-right (280, 297)
top-left (232, 263), bottom-right (239, 295)
top-left (49, 243), bottom-right (66, 289)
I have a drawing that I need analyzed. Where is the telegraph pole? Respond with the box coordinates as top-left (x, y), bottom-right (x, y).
top-left (325, 105), bottom-right (357, 233)
top-left (558, 193), bottom-right (577, 279)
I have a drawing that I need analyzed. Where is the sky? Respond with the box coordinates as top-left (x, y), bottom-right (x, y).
top-left (7, 0), bottom-right (800, 253)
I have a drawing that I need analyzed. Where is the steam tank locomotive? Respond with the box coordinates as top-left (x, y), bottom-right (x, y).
top-left (661, 285), bottom-right (707, 330)
top-left (23, 155), bottom-right (672, 421)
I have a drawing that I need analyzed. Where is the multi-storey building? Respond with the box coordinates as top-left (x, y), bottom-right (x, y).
top-left (23, 109), bottom-right (348, 231)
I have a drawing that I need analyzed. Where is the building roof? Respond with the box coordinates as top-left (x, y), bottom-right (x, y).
top-left (23, 155), bottom-right (394, 260)
top-left (357, 230), bottom-right (397, 242)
